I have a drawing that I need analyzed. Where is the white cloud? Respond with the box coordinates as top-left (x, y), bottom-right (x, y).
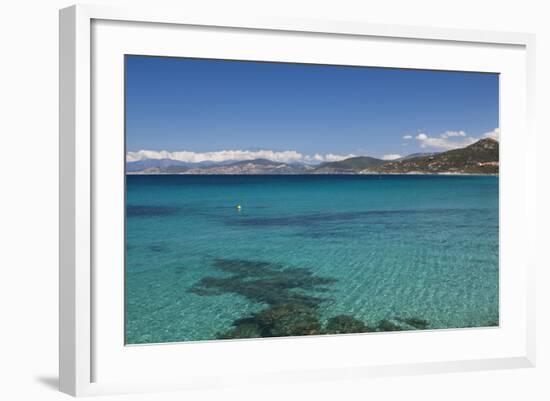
top-left (126, 149), bottom-right (356, 164)
top-left (440, 130), bottom-right (466, 138)
top-left (403, 135), bottom-right (413, 140)
top-left (304, 153), bottom-right (324, 162)
top-left (415, 133), bottom-right (476, 150)
top-left (482, 127), bottom-right (500, 141)
top-left (416, 133), bottom-right (428, 141)
top-left (324, 153), bottom-right (356, 162)
top-left (413, 128), bottom-right (498, 151)
top-left (382, 154), bottom-right (402, 160)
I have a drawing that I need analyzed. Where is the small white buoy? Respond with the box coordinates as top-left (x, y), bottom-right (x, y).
top-left (236, 204), bottom-right (242, 211)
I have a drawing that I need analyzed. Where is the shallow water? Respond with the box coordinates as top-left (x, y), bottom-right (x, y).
top-left (125, 175), bottom-right (499, 344)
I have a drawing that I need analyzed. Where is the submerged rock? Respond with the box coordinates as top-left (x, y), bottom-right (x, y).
top-left (218, 303), bottom-right (322, 339)
top-left (376, 319), bottom-right (403, 332)
top-left (324, 315), bottom-right (371, 334)
top-left (256, 303), bottom-right (322, 337)
top-left (218, 321), bottom-right (263, 339)
top-left (396, 317), bottom-right (430, 330)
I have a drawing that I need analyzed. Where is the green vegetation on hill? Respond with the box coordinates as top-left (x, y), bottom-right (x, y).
top-left (314, 156), bottom-right (386, 173)
top-left (375, 138), bottom-right (498, 174)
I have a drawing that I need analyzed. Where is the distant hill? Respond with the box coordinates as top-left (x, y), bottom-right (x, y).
top-left (126, 139), bottom-right (498, 175)
top-left (126, 158), bottom-right (192, 172)
top-left (313, 156), bottom-right (386, 173)
top-left (373, 138), bottom-right (499, 174)
top-left (396, 152), bottom-right (439, 161)
top-left (191, 159), bottom-right (313, 174)
top-left (133, 159), bottom-right (315, 175)
top-left (126, 158), bottom-right (242, 172)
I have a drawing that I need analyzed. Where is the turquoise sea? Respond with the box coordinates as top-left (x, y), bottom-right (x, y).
top-left (125, 175), bottom-right (499, 344)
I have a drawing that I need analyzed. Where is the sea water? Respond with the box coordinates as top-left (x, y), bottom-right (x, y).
top-left (125, 175), bottom-right (499, 344)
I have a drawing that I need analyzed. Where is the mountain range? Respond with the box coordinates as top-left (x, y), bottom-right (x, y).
top-left (127, 138), bottom-right (499, 175)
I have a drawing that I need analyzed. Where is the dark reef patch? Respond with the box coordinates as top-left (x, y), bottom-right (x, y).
top-left (189, 257), bottom-right (431, 340)
top-left (190, 258), bottom-right (336, 308)
top-left (323, 315), bottom-right (371, 334)
top-left (226, 208), bottom-right (487, 229)
top-left (126, 205), bottom-right (180, 218)
top-left (190, 258), bottom-right (335, 339)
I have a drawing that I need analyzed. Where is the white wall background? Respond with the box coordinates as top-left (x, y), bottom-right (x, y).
top-left (0, 0), bottom-right (547, 399)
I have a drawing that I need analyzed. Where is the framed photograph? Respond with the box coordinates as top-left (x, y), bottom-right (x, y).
top-left (59, 4), bottom-right (536, 396)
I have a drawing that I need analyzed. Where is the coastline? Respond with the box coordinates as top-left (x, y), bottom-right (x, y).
top-left (126, 172), bottom-right (499, 177)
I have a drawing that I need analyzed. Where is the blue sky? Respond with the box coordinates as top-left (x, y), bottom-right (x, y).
top-left (126, 55), bottom-right (499, 163)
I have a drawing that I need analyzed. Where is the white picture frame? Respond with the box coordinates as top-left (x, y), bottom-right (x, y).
top-left (59, 4), bottom-right (536, 397)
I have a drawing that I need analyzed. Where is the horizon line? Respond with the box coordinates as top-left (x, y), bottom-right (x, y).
top-left (126, 136), bottom-right (498, 165)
